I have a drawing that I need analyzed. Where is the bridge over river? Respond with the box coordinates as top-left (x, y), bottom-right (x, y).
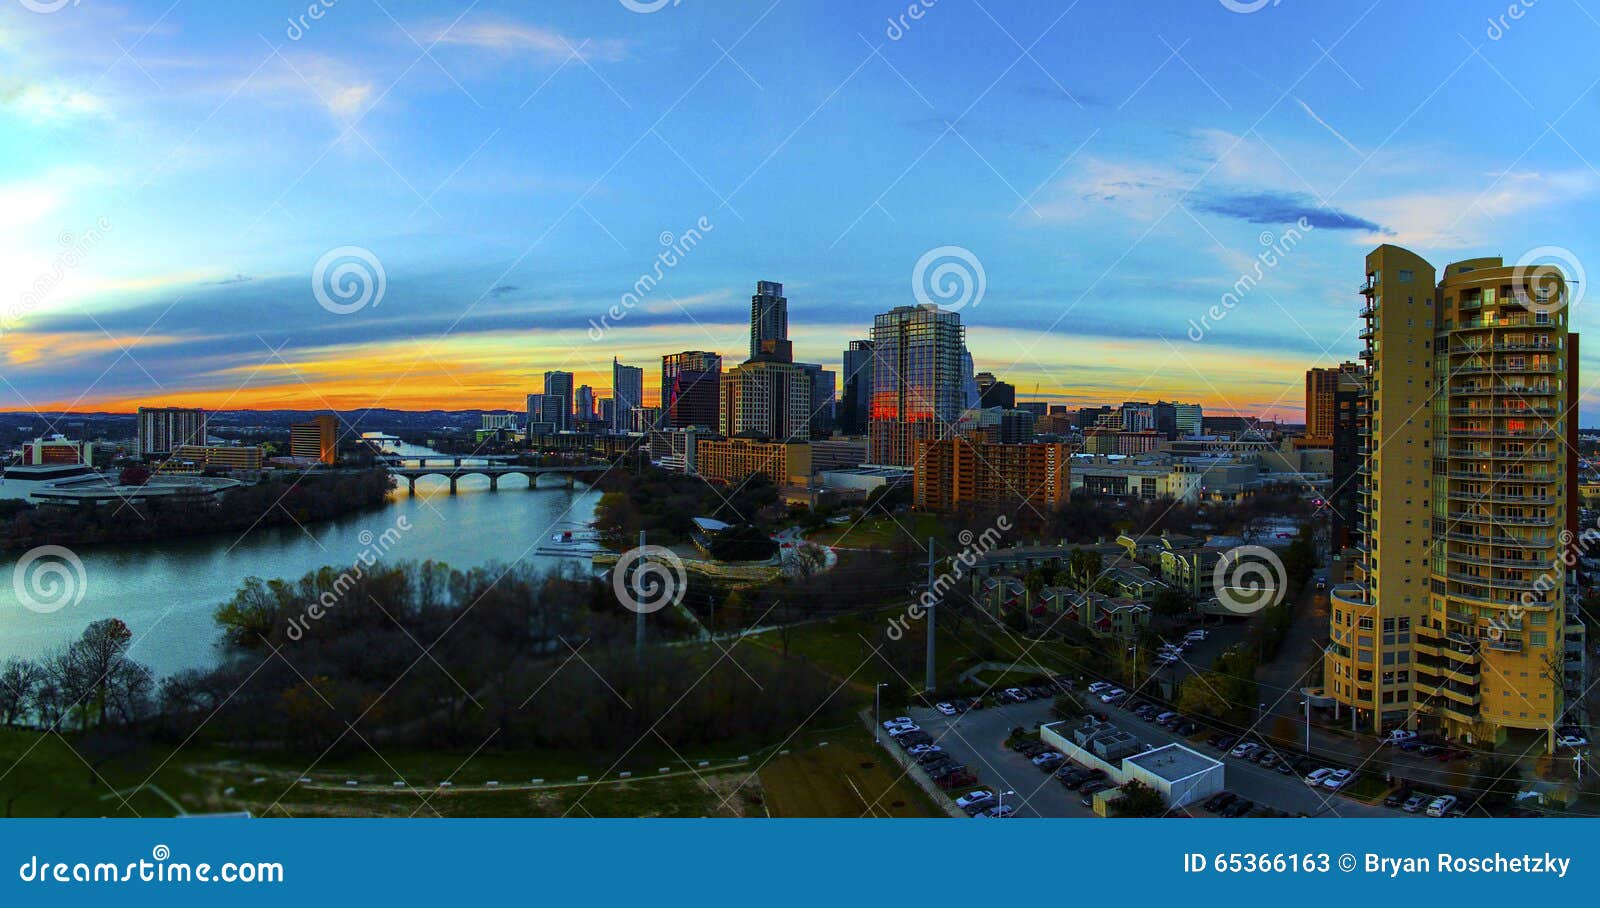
top-left (383, 460), bottom-right (610, 495)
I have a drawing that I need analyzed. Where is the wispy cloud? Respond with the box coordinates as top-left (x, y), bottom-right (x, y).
top-left (1193, 190), bottom-right (1387, 232)
top-left (424, 19), bottom-right (628, 64)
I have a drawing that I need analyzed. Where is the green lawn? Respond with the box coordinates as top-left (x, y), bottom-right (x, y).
top-left (807, 514), bottom-right (946, 550)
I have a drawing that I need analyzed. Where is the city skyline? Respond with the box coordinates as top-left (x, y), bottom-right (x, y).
top-left (4, 1), bottom-right (1600, 421)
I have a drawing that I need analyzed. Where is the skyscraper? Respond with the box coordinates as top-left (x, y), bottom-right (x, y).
top-left (662, 351), bottom-right (722, 430)
top-left (719, 360), bottom-right (811, 441)
top-left (869, 304), bottom-right (966, 467)
top-left (611, 358), bottom-right (644, 434)
top-left (575, 385), bottom-right (596, 425)
top-left (840, 339), bottom-right (875, 435)
top-left (797, 363), bottom-right (836, 438)
top-left (542, 371), bottom-right (574, 431)
top-left (749, 280), bottom-right (792, 362)
top-left (1325, 245), bottom-right (1574, 752)
top-left (1305, 362), bottom-right (1363, 440)
top-left (976, 372), bottom-right (1016, 409)
top-left (1173, 403), bottom-right (1203, 438)
top-left (136, 406), bottom-right (207, 458)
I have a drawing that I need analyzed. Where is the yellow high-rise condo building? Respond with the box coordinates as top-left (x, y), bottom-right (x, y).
top-left (1325, 245), bottom-right (1574, 752)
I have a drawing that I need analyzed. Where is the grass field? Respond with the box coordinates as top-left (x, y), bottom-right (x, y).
top-left (807, 514), bottom-right (946, 550)
top-left (759, 737), bottom-right (941, 818)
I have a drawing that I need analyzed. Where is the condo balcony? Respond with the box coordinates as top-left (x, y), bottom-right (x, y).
top-left (1444, 449), bottom-right (1559, 462)
top-left (1330, 583), bottom-right (1370, 610)
top-left (1445, 469), bottom-right (1555, 482)
top-left (1485, 638), bottom-right (1524, 653)
top-left (1446, 489), bottom-right (1555, 505)
top-left (1448, 384), bottom-right (1556, 396)
top-left (1446, 512), bottom-right (1556, 528)
top-left (1449, 406), bottom-right (1559, 417)
top-left (1446, 551), bottom-right (1553, 570)
top-left (1448, 427), bottom-right (1561, 440)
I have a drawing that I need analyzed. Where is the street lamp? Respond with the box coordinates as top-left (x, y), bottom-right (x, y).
top-left (996, 789), bottom-right (1016, 817)
top-left (874, 682), bottom-right (889, 744)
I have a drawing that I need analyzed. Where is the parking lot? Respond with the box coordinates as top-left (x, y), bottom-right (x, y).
top-left (890, 682), bottom-right (1413, 818)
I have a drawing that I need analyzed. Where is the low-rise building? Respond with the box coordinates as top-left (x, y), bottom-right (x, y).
top-left (913, 437), bottom-right (1070, 512)
top-left (169, 445), bottom-right (266, 471)
top-left (695, 438), bottom-right (812, 485)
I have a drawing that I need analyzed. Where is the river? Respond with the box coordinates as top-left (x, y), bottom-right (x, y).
top-left (0, 444), bottom-right (602, 679)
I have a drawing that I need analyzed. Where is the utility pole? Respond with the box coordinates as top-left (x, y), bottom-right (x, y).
top-left (1304, 695), bottom-right (1311, 754)
top-left (635, 529), bottom-right (646, 661)
top-left (925, 537), bottom-right (937, 693)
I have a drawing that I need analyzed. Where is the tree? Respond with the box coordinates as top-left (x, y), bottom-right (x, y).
top-left (1153, 585), bottom-right (1193, 617)
top-left (118, 465), bottom-right (151, 486)
top-left (1108, 779), bottom-right (1168, 817)
top-left (0, 659), bottom-right (45, 726)
top-left (1067, 548), bottom-right (1103, 590)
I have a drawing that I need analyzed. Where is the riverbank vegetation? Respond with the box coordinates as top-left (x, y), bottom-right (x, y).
top-left (0, 469), bottom-right (393, 551)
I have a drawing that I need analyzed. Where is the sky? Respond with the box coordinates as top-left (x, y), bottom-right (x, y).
top-left (3, 0), bottom-right (1600, 422)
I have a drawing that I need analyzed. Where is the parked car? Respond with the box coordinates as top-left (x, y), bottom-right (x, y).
top-left (1558, 734), bottom-right (1589, 748)
top-left (1426, 795), bottom-right (1458, 817)
top-left (1322, 769), bottom-right (1355, 790)
top-left (1257, 752), bottom-right (1279, 769)
top-left (1401, 793), bottom-right (1429, 813)
top-left (1173, 721), bottom-right (1198, 736)
top-left (1383, 729), bottom-right (1418, 745)
top-left (1079, 780), bottom-right (1111, 806)
top-left (935, 702), bottom-right (957, 716)
top-left (1229, 742), bottom-right (1259, 759)
top-left (1202, 791), bottom-right (1237, 813)
top-left (1384, 787), bottom-right (1413, 808)
top-left (1032, 751), bottom-right (1064, 767)
top-left (1155, 711), bottom-right (1178, 726)
top-left (1101, 689), bottom-right (1127, 703)
top-left (1303, 767), bottom-right (1335, 787)
top-left (887, 724), bottom-right (921, 737)
top-left (955, 790), bottom-right (994, 809)
top-left (935, 770), bottom-right (977, 790)
top-left (882, 717), bottom-right (913, 729)
top-left (1185, 629), bottom-right (1208, 641)
top-left (1087, 681), bottom-right (1112, 694)
top-left (981, 804), bottom-right (1015, 818)
top-left (1220, 799), bottom-right (1254, 818)
top-left (906, 744), bottom-right (941, 757)
top-left (1005, 688), bottom-right (1029, 703)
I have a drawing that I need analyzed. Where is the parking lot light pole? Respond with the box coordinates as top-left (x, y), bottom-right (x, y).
top-left (874, 683), bottom-right (889, 744)
top-left (997, 789), bottom-right (1015, 817)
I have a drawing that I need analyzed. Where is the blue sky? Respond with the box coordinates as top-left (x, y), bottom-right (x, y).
top-left (2, 0), bottom-right (1598, 420)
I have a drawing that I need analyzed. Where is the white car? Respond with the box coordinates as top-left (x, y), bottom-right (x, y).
top-left (1322, 769), bottom-right (1355, 790)
top-left (887, 724), bottom-right (921, 737)
top-left (1185, 629), bottom-right (1207, 641)
top-left (1558, 734), bottom-right (1588, 748)
top-left (1426, 795), bottom-right (1458, 817)
top-left (1004, 688), bottom-right (1028, 702)
top-left (955, 790), bottom-right (994, 809)
top-left (935, 702), bottom-right (958, 716)
top-left (882, 717), bottom-right (913, 729)
top-left (1155, 712), bottom-right (1178, 725)
top-left (1087, 681), bottom-right (1112, 694)
top-left (1230, 742), bottom-right (1259, 759)
top-left (1303, 767), bottom-right (1335, 786)
top-left (1383, 730), bottom-right (1417, 745)
top-left (1099, 688), bottom-right (1126, 703)
top-left (907, 744), bottom-right (941, 756)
